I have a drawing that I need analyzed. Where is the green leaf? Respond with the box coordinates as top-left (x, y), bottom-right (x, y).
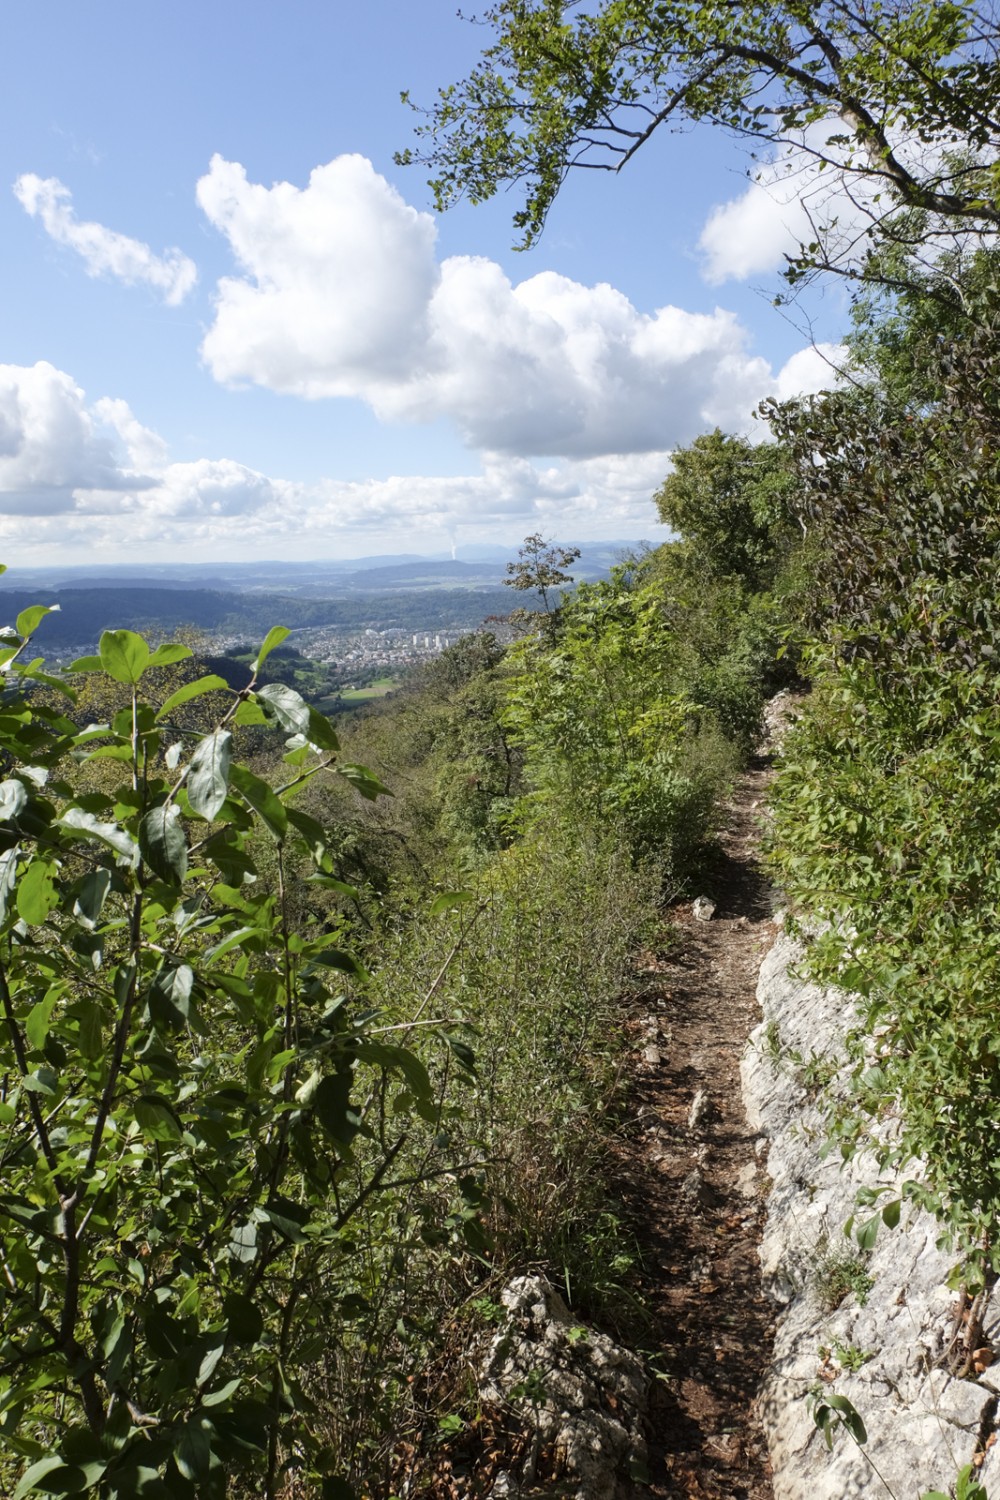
top-left (17, 860), bottom-right (58, 926)
top-left (252, 625), bottom-right (290, 673)
top-left (430, 890), bottom-right (475, 915)
top-left (229, 765), bottom-right (287, 841)
top-left (73, 868), bottom-right (113, 930)
top-left (148, 964), bottom-right (195, 1030)
top-left (305, 706), bottom-right (339, 752)
top-left (287, 807), bottom-right (331, 864)
top-left (26, 992), bottom-right (58, 1051)
top-left (881, 1198), bottom-right (901, 1229)
top-left (186, 731), bottom-right (232, 821)
top-left (855, 1215), bottom-right (880, 1252)
top-left (74, 1000), bottom-right (104, 1060)
top-left (67, 655), bottom-right (103, 674)
top-left (58, 807), bottom-right (139, 865)
top-left (157, 674), bottom-right (229, 720)
top-left (228, 1222), bottom-right (258, 1263)
top-left (308, 874), bottom-right (360, 900)
top-left (174, 1417), bottom-right (213, 1481)
top-left (99, 629), bottom-right (150, 685)
top-left (256, 682), bottom-right (312, 737)
top-left (0, 779), bottom-right (27, 823)
top-left (140, 805), bottom-right (188, 884)
top-left (337, 763), bottom-right (393, 801)
top-left (234, 698), bottom-right (267, 726)
top-left (13, 1456), bottom-right (106, 1496)
top-left (134, 1093), bottom-right (183, 1142)
top-left (0, 845), bottom-right (19, 923)
top-left (310, 948), bottom-right (369, 981)
top-left (15, 603), bottom-right (59, 639)
top-left (146, 643), bottom-right (193, 668)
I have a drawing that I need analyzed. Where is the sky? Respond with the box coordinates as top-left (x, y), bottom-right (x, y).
top-left (0, 1), bottom-right (853, 566)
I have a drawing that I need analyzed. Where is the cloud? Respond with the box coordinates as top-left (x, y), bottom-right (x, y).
top-left (14, 174), bottom-right (197, 305)
top-left (0, 352), bottom-right (836, 562)
top-left (196, 153), bottom-right (833, 460)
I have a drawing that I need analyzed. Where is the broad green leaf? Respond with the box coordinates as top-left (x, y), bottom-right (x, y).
top-left (67, 654), bottom-right (103, 673)
top-left (140, 805), bottom-right (188, 884)
top-left (0, 845), bottom-right (19, 923)
top-left (228, 1222), bottom-right (258, 1263)
top-left (307, 874), bottom-right (360, 901)
top-left (306, 706), bottom-right (339, 752)
top-left (99, 629), bottom-right (150, 685)
top-left (73, 869), bottom-right (113, 929)
top-left (310, 948), bottom-right (370, 982)
top-left (74, 1001), bottom-right (104, 1061)
top-left (229, 765), bottom-right (287, 840)
top-left (17, 859), bottom-right (58, 926)
top-left (337, 763), bottom-right (392, 801)
top-left (156, 674), bottom-right (229, 720)
top-left (26, 993), bottom-right (57, 1051)
top-left (0, 779), bottom-right (27, 822)
top-left (15, 603), bottom-right (59, 639)
top-left (234, 698), bottom-right (267, 726)
top-left (287, 806), bottom-right (331, 864)
top-left (196, 1339), bottom-right (226, 1389)
top-left (186, 731), bottom-right (232, 821)
top-left (148, 963), bottom-right (195, 1030)
top-left (256, 682), bottom-right (312, 737)
top-left (146, 642), bottom-right (193, 668)
top-left (134, 1093), bottom-right (182, 1142)
top-left (58, 807), bottom-right (139, 865)
top-left (252, 625), bottom-right (290, 673)
top-left (174, 1417), bottom-right (213, 1481)
top-left (430, 890), bottom-right (475, 915)
top-left (13, 1456), bottom-right (107, 1495)
top-left (855, 1215), bottom-right (880, 1252)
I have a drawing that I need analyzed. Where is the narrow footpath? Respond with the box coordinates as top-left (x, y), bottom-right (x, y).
top-left (617, 750), bottom-right (780, 1500)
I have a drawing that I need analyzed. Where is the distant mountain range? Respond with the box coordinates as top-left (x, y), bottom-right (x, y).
top-left (0, 541), bottom-right (648, 597)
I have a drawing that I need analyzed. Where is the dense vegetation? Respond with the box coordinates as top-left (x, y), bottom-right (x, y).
top-left (7, 3), bottom-right (1000, 1492)
top-left (0, 513), bottom-right (782, 1495)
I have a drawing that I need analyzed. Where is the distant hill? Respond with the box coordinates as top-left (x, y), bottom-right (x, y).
top-left (0, 584), bottom-right (526, 652)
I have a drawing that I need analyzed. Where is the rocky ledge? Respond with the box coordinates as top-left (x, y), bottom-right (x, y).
top-left (743, 930), bottom-right (1000, 1500)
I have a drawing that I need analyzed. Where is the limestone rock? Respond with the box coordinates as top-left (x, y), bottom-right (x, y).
top-left (476, 1275), bottom-right (649, 1498)
top-left (743, 932), bottom-right (1000, 1500)
top-left (692, 895), bottom-right (716, 922)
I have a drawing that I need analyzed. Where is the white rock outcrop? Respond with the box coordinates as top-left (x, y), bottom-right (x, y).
top-left (477, 1275), bottom-right (649, 1498)
top-left (743, 931), bottom-right (999, 1500)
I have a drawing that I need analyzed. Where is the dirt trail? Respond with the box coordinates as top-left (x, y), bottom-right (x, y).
top-left (617, 751), bottom-right (780, 1500)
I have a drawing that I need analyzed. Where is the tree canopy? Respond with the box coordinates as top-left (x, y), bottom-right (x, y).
top-left (400, 0), bottom-right (1000, 277)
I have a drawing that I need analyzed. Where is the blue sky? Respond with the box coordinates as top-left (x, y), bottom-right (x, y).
top-left (0, 1), bottom-right (850, 564)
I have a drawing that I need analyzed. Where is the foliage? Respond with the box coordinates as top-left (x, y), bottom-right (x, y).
top-left (766, 281), bottom-right (1000, 1275)
top-left (0, 614), bottom-right (469, 1498)
top-left (653, 429), bottom-right (798, 595)
top-left (813, 1246), bottom-right (875, 1311)
top-left (503, 533), bottom-right (580, 612)
top-left (501, 568), bottom-right (732, 874)
top-left (399, 0), bottom-right (1000, 277)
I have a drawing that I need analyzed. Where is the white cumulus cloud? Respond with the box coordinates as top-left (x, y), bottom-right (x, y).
top-left (196, 153), bottom-right (834, 460)
top-left (14, 174), bottom-right (197, 305)
top-left (0, 351), bottom-right (837, 562)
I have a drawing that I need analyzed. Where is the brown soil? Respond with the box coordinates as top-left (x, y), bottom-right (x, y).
top-left (617, 751), bottom-right (780, 1500)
